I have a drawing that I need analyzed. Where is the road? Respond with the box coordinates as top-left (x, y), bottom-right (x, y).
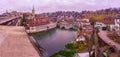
top-left (98, 29), bottom-right (120, 51)
top-left (0, 26), bottom-right (40, 57)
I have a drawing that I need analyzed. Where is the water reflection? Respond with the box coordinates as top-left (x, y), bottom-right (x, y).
top-left (31, 28), bottom-right (76, 57)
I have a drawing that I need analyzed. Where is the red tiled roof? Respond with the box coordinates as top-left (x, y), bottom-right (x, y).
top-left (27, 14), bottom-right (50, 27)
top-left (116, 14), bottom-right (120, 19)
top-left (85, 30), bottom-right (92, 35)
top-left (35, 14), bottom-right (46, 19)
top-left (27, 19), bottom-right (35, 27)
top-left (99, 17), bottom-right (115, 24)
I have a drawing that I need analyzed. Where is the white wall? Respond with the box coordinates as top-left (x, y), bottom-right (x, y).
top-left (115, 18), bottom-right (120, 27)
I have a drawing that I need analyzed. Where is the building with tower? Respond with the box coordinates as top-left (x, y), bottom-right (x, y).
top-left (25, 5), bottom-right (56, 33)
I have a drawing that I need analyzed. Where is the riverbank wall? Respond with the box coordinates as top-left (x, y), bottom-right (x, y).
top-left (26, 23), bottom-right (56, 33)
top-left (28, 36), bottom-right (45, 56)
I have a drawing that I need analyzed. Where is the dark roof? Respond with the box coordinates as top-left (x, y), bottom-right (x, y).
top-left (23, 12), bottom-right (33, 16)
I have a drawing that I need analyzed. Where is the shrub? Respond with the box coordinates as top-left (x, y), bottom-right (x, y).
top-left (65, 43), bottom-right (76, 50)
top-left (58, 50), bottom-right (76, 57)
top-left (50, 53), bottom-right (59, 57)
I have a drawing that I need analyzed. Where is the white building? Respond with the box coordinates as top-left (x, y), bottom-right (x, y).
top-left (95, 17), bottom-right (115, 31)
top-left (115, 14), bottom-right (120, 27)
top-left (95, 22), bottom-right (106, 29)
top-left (75, 52), bottom-right (89, 57)
top-left (114, 14), bottom-right (120, 36)
top-left (76, 36), bottom-right (86, 41)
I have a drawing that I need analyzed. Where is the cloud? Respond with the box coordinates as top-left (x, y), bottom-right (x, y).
top-left (0, 0), bottom-right (120, 14)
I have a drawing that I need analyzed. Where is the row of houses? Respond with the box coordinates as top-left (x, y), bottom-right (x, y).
top-left (73, 14), bottom-right (120, 57)
top-left (95, 14), bottom-right (120, 31)
top-left (23, 13), bottom-right (51, 29)
top-left (75, 15), bottom-right (120, 37)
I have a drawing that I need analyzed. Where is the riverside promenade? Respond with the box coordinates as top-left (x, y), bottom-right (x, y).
top-left (98, 29), bottom-right (120, 57)
top-left (0, 26), bottom-right (40, 57)
top-left (98, 30), bottom-right (120, 51)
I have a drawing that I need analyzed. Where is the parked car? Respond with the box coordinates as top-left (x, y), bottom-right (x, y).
top-left (102, 27), bottom-right (107, 30)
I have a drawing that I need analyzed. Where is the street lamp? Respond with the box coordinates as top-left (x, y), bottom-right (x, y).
top-left (85, 34), bottom-right (92, 57)
top-left (117, 18), bottom-right (120, 36)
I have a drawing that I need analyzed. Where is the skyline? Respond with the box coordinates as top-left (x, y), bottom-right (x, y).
top-left (0, 0), bottom-right (120, 14)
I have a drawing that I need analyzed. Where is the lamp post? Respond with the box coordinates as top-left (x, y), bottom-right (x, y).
top-left (117, 18), bottom-right (120, 36)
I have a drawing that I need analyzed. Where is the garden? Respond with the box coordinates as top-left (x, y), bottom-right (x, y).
top-left (50, 41), bottom-right (87, 57)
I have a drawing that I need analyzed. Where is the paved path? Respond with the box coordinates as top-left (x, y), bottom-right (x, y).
top-left (98, 46), bottom-right (118, 57)
top-left (0, 26), bottom-right (40, 57)
top-left (98, 29), bottom-right (120, 51)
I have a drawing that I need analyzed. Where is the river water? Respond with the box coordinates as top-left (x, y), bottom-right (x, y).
top-left (31, 28), bottom-right (76, 57)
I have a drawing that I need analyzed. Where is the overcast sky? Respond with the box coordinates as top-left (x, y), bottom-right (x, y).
top-left (0, 0), bottom-right (120, 14)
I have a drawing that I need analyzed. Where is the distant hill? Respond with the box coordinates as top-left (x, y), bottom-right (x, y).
top-left (41, 8), bottom-right (120, 20)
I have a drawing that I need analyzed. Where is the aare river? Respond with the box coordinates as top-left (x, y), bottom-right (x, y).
top-left (31, 28), bottom-right (76, 57)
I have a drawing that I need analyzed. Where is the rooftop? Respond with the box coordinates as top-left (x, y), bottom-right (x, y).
top-left (99, 17), bottom-right (115, 24)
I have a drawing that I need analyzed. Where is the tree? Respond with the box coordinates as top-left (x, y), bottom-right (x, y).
top-left (65, 43), bottom-right (76, 50)
top-left (50, 43), bottom-right (76, 57)
top-left (50, 53), bottom-right (60, 57)
top-left (58, 50), bottom-right (76, 57)
top-left (89, 17), bottom-right (97, 57)
top-left (89, 17), bottom-right (96, 41)
top-left (50, 50), bottom-right (76, 57)
top-left (94, 29), bottom-right (99, 57)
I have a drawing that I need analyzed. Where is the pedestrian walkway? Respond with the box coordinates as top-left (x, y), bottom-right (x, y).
top-left (0, 26), bottom-right (40, 57)
top-left (98, 30), bottom-right (120, 57)
top-left (98, 46), bottom-right (118, 57)
top-left (98, 29), bottom-right (120, 51)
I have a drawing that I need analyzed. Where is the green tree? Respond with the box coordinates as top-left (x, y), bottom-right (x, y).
top-left (58, 50), bottom-right (75, 57)
top-left (65, 43), bottom-right (76, 50)
top-left (50, 53), bottom-right (60, 57)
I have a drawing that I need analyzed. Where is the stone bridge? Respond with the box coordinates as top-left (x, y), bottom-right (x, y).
top-left (0, 16), bottom-right (23, 26)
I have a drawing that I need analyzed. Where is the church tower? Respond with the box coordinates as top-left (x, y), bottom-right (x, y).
top-left (32, 4), bottom-right (36, 22)
top-left (30, 4), bottom-right (36, 30)
top-left (32, 5), bottom-right (35, 16)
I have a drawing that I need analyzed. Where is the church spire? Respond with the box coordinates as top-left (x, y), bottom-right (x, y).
top-left (32, 4), bottom-right (35, 15)
top-left (32, 3), bottom-right (36, 20)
